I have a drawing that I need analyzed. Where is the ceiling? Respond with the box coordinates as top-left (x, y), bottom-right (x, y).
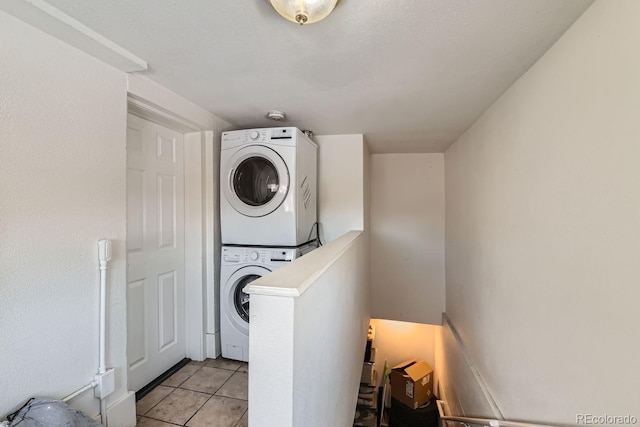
top-left (42, 0), bottom-right (593, 152)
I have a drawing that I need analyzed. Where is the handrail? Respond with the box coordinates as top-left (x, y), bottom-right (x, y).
top-left (437, 400), bottom-right (556, 427)
top-left (442, 314), bottom-right (504, 418)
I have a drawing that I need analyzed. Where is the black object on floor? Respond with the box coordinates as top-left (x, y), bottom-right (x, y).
top-left (389, 397), bottom-right (438, 427)
top-left (135, 358), bottom-right (191, 400)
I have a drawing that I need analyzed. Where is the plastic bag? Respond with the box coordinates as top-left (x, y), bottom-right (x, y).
top-left (7, 397), bottom-right (100, 427)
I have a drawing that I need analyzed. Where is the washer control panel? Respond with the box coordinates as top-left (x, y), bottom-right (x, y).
top-left (222, 246), bottom-right (307, 264)
top-left (223, 247), bottom-right (268, 263)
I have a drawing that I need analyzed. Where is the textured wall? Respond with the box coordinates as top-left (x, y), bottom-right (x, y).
top-left (444, 0), bottom-right (640, 423)
top-left (247, 231), bottom-right (369, 427)
top-left (316, 135), bottom-right (366, 243)
top-left (370, 153), bottom-right (445, 325)
top-left (0, 11), bottom-right (127, 417)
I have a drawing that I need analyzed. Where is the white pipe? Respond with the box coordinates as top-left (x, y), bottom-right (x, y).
top-left (100, 399), bottom-right (107, 426)
top-left (97, 240), bottom-right (111, 427)
top-left (436, 400), bottom-right (556, 427)
top-left (62, 381), bottom-right (98, 403)
top-left (98, 265), bottom-right (106, 374)
top-left (97, 240), bottom-right (111, 375)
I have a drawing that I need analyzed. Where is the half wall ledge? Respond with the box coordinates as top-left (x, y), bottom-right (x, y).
top-left (244, 230), bottom-right (363, 298)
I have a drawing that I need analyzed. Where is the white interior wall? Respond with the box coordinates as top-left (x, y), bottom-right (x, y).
top-left (0, 13), bottom-right (231, 422)
top-left (363, 139), bottom-right (371, 234)
top-left (292, 234), bottom-right (369, 427)
top-left (443, 0), bottom-right (640, 423)
top-left (0, 10), bottom-right (127, 418)
top-left (206, 128), bottom-right (222, 358)
top-left (316, 134), bottom-right (366, 243)
top-left (247, 231), bottom-right (369, 427)
top-left (370, 154), bottom-right (445, 325)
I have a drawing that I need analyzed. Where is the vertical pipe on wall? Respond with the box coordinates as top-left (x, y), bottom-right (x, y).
top-left (97, 240), bottom-right (111, 375)
top-left (97, 240), bottom-right (111, 426)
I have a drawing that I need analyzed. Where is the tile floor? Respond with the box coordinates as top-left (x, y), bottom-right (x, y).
top-left (136, 358), bottom-right (249, 427)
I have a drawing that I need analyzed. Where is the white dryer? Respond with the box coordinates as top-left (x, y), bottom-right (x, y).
top-left (220, 242), bottom-right (317, 362)
top-left (220, 127), bottom-right (317, 247)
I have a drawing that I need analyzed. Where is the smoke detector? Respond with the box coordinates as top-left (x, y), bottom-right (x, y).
top-left (266, 110), bottom-right (286, 121)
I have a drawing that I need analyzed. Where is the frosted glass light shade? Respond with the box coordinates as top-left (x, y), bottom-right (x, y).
top-left (269, 0), bottom-right (339, 25)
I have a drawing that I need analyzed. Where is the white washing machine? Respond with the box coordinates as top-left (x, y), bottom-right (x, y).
top-left (220, 242), bottom-right (317, 362)
top-left (220, 127), bottom-right (317, 247)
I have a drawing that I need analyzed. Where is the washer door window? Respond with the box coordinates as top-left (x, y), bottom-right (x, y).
top-left (225, 266), bottom-right (271, 335)
top-left (234, 274), bottom-right (257, 323)
top-left (224, 145), bottom-right (289, 217)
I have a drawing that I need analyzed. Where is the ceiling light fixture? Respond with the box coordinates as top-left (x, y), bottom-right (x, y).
top-left (269, 0), bottom-right (339, 25)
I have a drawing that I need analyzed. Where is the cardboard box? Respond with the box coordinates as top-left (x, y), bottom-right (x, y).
top-left (390, 359), bottom-right (433, 410)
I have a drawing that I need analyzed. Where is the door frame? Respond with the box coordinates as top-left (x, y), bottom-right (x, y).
top-left (126, 80), bottom-right (220, 364)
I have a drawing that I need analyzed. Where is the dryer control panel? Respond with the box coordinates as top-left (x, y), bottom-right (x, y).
top-left (243, 128), bottom-right (294, 143)
top-left (221, 127), bottom-right (302, 149)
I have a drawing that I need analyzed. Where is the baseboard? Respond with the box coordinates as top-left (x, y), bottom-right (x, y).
top-left (206, 331), bottom-right (221, 359)
top-left (136, 358), bottom-right (190, 401)
top-left (106, 391), bottom-right (136, 427)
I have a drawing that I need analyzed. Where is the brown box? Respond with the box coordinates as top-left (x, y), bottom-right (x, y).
top-left (390, 359), bottom-right (433, 410)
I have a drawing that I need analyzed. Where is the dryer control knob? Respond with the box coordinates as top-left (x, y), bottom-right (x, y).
top-left (250, 251), bottom-right (260, 261)
top-left (249, 130), bottom-right (260, 140)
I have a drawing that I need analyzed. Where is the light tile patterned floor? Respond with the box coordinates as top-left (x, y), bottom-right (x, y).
top-left (136, 358), bottom-right (248, 427)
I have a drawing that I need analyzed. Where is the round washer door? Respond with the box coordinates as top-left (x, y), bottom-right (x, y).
top-left (223, 145), bottom-right (289, 217)
top-left (224, 266), bottom-right (271, 334)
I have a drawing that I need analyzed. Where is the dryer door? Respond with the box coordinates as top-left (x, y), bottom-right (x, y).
top-left (224, 266), bottom-right (271, 335)
top-left (223, 145), bottom-right (289, 217)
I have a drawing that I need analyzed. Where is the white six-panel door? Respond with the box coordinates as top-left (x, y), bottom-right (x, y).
top-left (126, 113), bottom-right (186, 392)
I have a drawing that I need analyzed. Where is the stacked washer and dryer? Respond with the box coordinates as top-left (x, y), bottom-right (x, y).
top-left (219, 127), bottom-right (318, 362)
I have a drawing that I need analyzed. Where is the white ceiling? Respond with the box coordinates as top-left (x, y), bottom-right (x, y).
top-left (42, 0), bottom-right (593, 152)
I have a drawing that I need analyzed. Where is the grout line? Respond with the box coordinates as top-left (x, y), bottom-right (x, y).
top-left (212, 394), bottom-right (249, 403)
top-left (206, 367), bottom-right (240, 371)
top-left (202, 362), bottom-right (244, 371)
top-left (233, 408), bottom-right (249, 427)
top-left (177, 384), bottom-right (217, 395)
top-left (173, 387), bottom-right (214, 397)
top-left (212, 370), bottom-right (238, 396)
top-left (140, 414), bottom-right (183, 426)
top-left (175, 365), bottom-right (203, 387)
top-left (145, 359), bottom-right (248, 425)
top-left (183, 393), bottom-right (214, 426)
top-left (137, 387), bottom-right (176, 417)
